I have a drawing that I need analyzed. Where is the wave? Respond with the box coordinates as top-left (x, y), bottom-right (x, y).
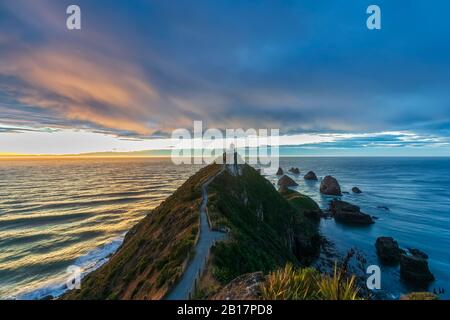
top-left (2, 196), bottom-right (151, 216)
top-left (9, 235), bottom-right (125, 300)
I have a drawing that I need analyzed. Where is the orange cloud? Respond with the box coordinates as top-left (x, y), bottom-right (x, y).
top-left (0, 47), bottom-right (161, 135)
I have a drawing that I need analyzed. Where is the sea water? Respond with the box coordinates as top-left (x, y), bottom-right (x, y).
top-left (0, 157), bottom-right (449, 299)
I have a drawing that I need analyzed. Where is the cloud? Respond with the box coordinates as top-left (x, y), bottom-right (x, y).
top-left (0, 0), bottom-right (449, 141)
top-left (1, 47), bottom-right (168, 134)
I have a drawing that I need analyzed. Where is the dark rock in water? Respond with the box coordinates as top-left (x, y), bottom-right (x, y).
top-left (408, 248), bottom-right (429, 260)
top-left (304, 171), bottom-right (318, 181)
top-left (375, 237), bottom-right (405, 264)
top-left (211, 272), bottom-right (264, 300)
top-left (320, 176), bottom-right (342, 196)
top-left (288, 167), bottom-right (300, 174)
top-left (277, 175), bottom-right (298, 187)
top-left (276, 167), bottom-right (284, 175)
top-left (330, 199), bottom-right (374, 225)
top-left (377, 206), bottom-right (390, 211)
top-left (400, 254), bottom-right (435, 284)
top-left (352, 187), bottom-right (362, 194)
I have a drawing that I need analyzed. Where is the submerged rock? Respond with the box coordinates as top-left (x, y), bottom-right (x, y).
top-left (276, 167), bottom-right (284, 175)
top-left (400, 254), bottom-right (435, 284)
top-left (320, 176), bottom-right (342, 196)
top-left (304, 171), bottom-right (318, 181)
top-left (288, 167), bottom-right (300, 174)
top-left (277, 175), bottom-right (298, 187)
top-left (352, 187), bottom-right (362, 194)
top-left (329, 200), bottom-right (374, 225)
top-left (375, 237), bottom-right (405, 264)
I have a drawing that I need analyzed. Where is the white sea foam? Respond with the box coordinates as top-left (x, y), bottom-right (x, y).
top-left (11, 235), bottom-right (125, 300)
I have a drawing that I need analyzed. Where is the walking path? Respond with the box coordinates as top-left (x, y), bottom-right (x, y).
top-left (165, 167), bottom-right (227, 300)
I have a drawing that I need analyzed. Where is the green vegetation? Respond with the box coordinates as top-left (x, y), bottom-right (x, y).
top-left (278, 187), bottom-right (321, 242)
top-left (261, 263), bottom-right (361, 300)
top-left (206, 165), bottom-right (320, 286)
top-left (62, 164), bottom-right (222, 300)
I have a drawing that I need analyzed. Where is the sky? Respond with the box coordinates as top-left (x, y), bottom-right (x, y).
top-left (0, 0), bottom-right (449, 156)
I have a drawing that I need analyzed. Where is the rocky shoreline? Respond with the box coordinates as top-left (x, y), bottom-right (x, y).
top-left (274, 166), bottom-right (438, 299)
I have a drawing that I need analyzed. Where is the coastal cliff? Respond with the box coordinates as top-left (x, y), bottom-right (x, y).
top-left (62, 163), bottom-right (321, 300)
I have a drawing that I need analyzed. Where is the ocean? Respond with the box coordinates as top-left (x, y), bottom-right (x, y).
top-left (0, 157), bottom-right (449, 299)
top-left (274, 157), bottom-right (450, 299)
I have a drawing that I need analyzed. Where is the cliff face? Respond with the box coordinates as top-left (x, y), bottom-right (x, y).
top-left (196, 164), bottom-right (320, 297)
top-left (62, 163), bottom-right (320, 300)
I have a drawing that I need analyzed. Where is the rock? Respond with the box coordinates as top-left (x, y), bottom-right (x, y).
top-left (330, 200), bottom-right (374, 225)
top-left (352, 187), bottom-right (362, 194)
top-left (276, 167), bottom-right (283, 175)
top-left (288, 167), bottom-right (300, 174)
top-left (320, 176), bottom-right (342, 196)
top-left (211, 272), bottom-right (264, 300)
top-left (40, 295), bottom-right (54, 300)
top-left (375, 237), bottom-right (405, 264)
top-left (304, 171), bottom-right (318, 181)
top-left (400, 254), bottom-right (435, 284)
top-left (277, 175), bottom-right (298, 187)
top-left (400, 292), bottom-right (439, 300)
top-left (408, 248), bottom-right (429, 260)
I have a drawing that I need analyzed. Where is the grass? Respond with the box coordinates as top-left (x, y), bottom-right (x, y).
top-left (261, 263), bottom-right (361, 300)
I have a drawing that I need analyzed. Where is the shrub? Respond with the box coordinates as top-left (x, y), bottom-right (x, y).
top-left (261, 263), bottom-right (361, 300)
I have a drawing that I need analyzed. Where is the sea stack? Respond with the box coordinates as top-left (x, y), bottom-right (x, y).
top-left (277, 175), bottom-right (298, 187)
top-left (400, 254), bottom-right (435, 284)
top-left (329, 200), bottom-right (374, 225)
top-left (352, 187), bottom-right (362, 194)
top-left (320, 176), bottom-right (342, 195)
top-left (304, 171), bottom-right (318, 181)
top-left (375, 237), bottom-right (405, 264)
top-left (276, 167), bottom-right (284, 175)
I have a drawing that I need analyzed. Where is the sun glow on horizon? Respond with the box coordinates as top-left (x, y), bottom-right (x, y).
top-left (1, 124), bottom-right (449, 157)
